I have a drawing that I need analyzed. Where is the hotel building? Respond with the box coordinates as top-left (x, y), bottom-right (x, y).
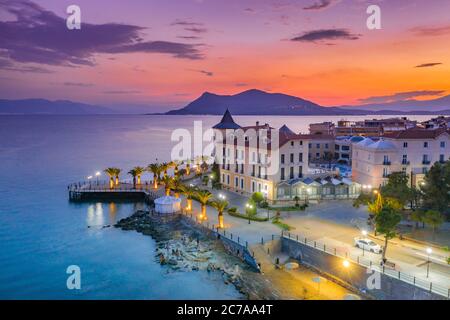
top-left (213, 110), bottom-right (361, 203)
top-left (352, 128), bottom-right (450, 189)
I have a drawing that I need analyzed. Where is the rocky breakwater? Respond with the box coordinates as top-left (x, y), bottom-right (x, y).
top-left (114, 210), bottom-right (281, 299)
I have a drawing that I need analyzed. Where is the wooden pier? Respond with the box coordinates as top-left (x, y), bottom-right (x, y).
top-left (68, 181), bottom-right (164, 204)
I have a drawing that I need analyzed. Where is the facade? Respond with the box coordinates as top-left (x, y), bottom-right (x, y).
top-left (336, 118), bottom-right (416, 137)
top-left (309, 122), bottom-right (335, 135)
top-left (334, 136), bottom-right (364, 165)
top-left (307, 135), bottom-right (335, 162)
top-left (213, 110), bottom-right (360, 203)
top-left (352, 128), bottom-right (450, 188)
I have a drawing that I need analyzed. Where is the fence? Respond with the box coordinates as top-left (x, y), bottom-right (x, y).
top-left (281, 231), bottom-right (449, 299)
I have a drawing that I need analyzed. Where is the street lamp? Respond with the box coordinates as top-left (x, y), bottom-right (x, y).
top-left (246, 203), bottom-right (253, 224)
top-left (342, 260), bottom-right (350, 268)
top-left (95, 171), bottom-right (101, 185)
top-left (426, 247), bottom-right (432, 278)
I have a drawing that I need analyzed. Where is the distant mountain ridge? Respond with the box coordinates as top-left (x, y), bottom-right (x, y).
top-left (337, 95), bottom-right (450, 112)
top-left (166, 89), bottom-right (363, 115)
top-left (166, 89), bottom-right (450, 115)
top-left (0, 99), bottom-right (113, 114)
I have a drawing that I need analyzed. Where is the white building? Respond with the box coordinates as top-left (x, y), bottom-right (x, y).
top-left (352, 128), bottom-right (450, 188)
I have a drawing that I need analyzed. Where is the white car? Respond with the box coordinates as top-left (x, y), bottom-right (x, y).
top-left (354, 237), bottom-right (382, 254)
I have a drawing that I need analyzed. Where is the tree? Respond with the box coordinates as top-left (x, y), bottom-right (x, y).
top-left (171, 178), bottom-right (184, 198)
top-left (251, 192), bottom-right (264, 206)
top-left (246, 198), bottom-right (257, 216)
top-left (195, 190), bottom-right (213, 221)
top-left (293, 196), bottom-right (300, 207)
top-left (133, 166), bottom-right (145, 186)
top-left (128, 169), bottom-right (138, 188)
top-left (410, 210), bottom-right (426, 229)
top-left (113, 168), bottom-right (121, 186)
top-left (423, 210), bottom-right (445, 238)
top-left (180, 185), bottom-right (196, 212)
top-left (381, 172), bottom-right (412, 208)
top-left (375, 205), bottom-right (402, 262)
top-left (353, 192), bottom-right (376, 208)
top-left (160, 162), bottom-right (170, 178)
top-left (104, 168), bottom-right (116, 189)
top-left (421, 161), bottom-right (450, 215)
top-left (161, 175), bottom-right (173, 196)
top-left (147, 163), bottom-right (161, 189)
top-left (211, 199), bottom-right (229, 228)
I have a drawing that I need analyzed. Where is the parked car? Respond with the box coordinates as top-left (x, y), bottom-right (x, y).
top-left (354, 237), bottom-right (382, 254)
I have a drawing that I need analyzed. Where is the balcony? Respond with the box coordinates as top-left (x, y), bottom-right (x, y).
top-left (383, 173), bottom-right (390, 178)
top-left (383, 160), bottom-right (391, 165)
top-left (401, 160), bottom-right (410, 165)
top-left (422, 160), bottom-right (431, 165)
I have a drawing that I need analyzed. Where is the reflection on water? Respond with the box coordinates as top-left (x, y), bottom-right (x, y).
top-left (85, 201), bottom-right (147, 227)
top-left (87, 203), bottom-right (104, 227)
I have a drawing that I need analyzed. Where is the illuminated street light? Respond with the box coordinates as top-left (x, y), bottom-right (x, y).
top-left (95, 171), bottom-right (101, 176)
top-left (362, 230), bottom-right (368, 236)
top-left (87, 175), bottom-right (93, 180)
top-left (342, 260), bottom-right (350, 268)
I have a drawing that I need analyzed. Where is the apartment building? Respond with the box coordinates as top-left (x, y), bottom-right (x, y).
top-left (309, 122), bottom-right (335, 135)
top-left (213, 110), bottom-right (360, 203)
top-left (307, 135), bottom-right (335, 162)
top-left (352, 128), bottom-right (450, 189)
top-left (336, 118), bottom-right (416, 137)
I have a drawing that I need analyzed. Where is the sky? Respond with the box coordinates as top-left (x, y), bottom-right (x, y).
top-left (0, 0), bottom-right (449, 112)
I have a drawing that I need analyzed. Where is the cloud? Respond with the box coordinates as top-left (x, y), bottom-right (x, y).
top-left (359, 90), bottom-right (446, 104)
top-left (189, 69), bottom-right (213, 77)
top-left (410, 24), bottom-right (450, 36)
top-left (235, 83), bottom-right (248, 87)
top-left (415, 62), bottom-right (442, 68)
top-left (0, 58), bottom-right (53, 73)
top-left (303, 0), bottom-right (340, 11)
top-left (184, 27), bottom-right (208, 34)
top-left (103, 90), bottom-right (141, 94)
top-left (291, 29), bottom-right (360, 43)
top-left (177, 36), bottom-right (202, 40)
top-left (170, 19), bottom-right (203, 27)
top-left (63, 82), bottom-right (94, 87)
top-left (0, 0), bottom-right (204, 68)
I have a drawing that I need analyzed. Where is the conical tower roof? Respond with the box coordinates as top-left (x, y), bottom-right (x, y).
top-left (212, 109), bottom-right (241, 129)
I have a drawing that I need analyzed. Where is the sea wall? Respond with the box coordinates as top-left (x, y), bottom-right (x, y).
top-left (281, 237), bottom-right (446, 300)
top-left (180, 215), bottom-right (261, 272)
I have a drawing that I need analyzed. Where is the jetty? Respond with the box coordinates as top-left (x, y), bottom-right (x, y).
top-left (68, 181), bottom-right (164, 203)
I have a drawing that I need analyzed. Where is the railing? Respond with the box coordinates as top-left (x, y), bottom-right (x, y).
top-left (422, 160), bottom-right (431, 165)
top-left (402, 160), bottom-right (410, 165)
top-left (383, 161), bottom-right (391, 165)
top-left (281, 231), bottom-right (449, 298)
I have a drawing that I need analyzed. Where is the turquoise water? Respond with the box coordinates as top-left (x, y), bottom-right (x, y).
top-left (0, 114), bottom-right (431, 299)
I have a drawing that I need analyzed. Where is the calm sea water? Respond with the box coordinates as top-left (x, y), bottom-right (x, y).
top-left (0, 114), bottom-right (431, 299)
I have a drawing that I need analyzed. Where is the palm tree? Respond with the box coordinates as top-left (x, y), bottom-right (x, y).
top-left (104, 168), bottom-right (116, 189)
top-left (180, 185), bottom-right (196, 212)
top-left (133, 166), bottom-right (145, 186)
top-left (147, 163), bottom-right (161, 189)
top-left (114, 168), bottom-right (122, 186)
top-left (195, 189), bottom-right (213, 221)
top-left (161, 175), bottom-right (173, 196)
top-left (185, 159), bottom-right (191, 176)
top-left (160, 162), bottom-right (169, 178)
top-left (211, 199), bottom-right (229, 228)
top-left (171, 178), bottom-right (184, 198)
top-left (128, 168), bottom-right (142, 188)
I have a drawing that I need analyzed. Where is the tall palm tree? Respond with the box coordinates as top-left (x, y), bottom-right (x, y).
top-left (195, 190), bottom-right (213, 221)
top-left (161, 175), bottom-right (173, 196)
top-left (128, 169), bottom-right (138, 188)
top-left (104, 168), bottom-right (116, 189)
top-left (180, 185), bottom-right (196, 212)
top-left (160, 162), bottom-right (169, 178)
top-left (147, 163), bottom-right (161, 189)
top-left (133, 166), bottom-right (145, 186)
top-left (185, 159), bottom-right (191, 176)
top-left (113, 168), bottom-right (121, 186)
top-left (211, 199), bottom-right (229, 229)
top-left (171, 177), bottom-right (184, 199)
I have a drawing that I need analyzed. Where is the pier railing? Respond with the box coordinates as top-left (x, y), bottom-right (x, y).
top-left (281, 231), bottom-right (450, 298)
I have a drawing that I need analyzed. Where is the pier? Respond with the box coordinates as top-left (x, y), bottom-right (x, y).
top-left (68, 181), bottom-right (164, 204)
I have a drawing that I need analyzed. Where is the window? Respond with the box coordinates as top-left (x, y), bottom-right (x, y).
top-left (299, 141), bottom-right (303, 146)
top-left (281, 154), bottom-right (285, 164)
top-left (252, 181), bottom-right (255, 192)
top-left (325, 144), bottom-right (329, 149)
top-left (289, 167), bottom-right (294, 179)
top-left (240, 178), bottom-right (244, 189)
top-left (290, 153), bottom-right (294, 163)
top-left (308, 143), bottom-right (312, 148)
top-left (316, 143), bottom-right (320, 148)
top-left (335, 145), bottom-right (340, 151)
top-left (290, 141), bottom-right (294, 146)
top-left (440, 154), bottom-right (445, 162)
top-left (298, 166), bottom-right (303, 178)
top-left (402, 154), bottom-right (408, 164)
top-left (299, 153), bottom-right (303, 162)
top-left (235, 177), bottom-right (238, 187)
top-left (424, 142), bottom-right (428, 148)
top-left (227, 175), bottom-right (230, 185)
top-left (403, 142), bottom-right (408, 148)
top-left (281, 168), bottom-right (285, 180)
top-left (316, 153), bottom-right (320, 158)
top-left (342, 146), bottom-right (350, 151)
top-left (440, 141), bottom-right (446, 148)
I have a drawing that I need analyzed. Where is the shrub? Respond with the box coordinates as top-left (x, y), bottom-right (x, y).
top-left (227, 207), bottom-right (237, 214)
top-left (251, 192), bottom-right (265, 205)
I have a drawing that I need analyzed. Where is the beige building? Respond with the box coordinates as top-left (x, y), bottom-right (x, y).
top-left (213, 110), bottom-right (360, 203)
top-left (352, 128), bottom-right (450, 189)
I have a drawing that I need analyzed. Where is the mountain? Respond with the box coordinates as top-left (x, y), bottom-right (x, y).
top-left (338, 95), bottom-right (450, 112)
top-left (0, 99), bottom-right (113, 115)
top-left (166, 89), bottom-right (366, 115)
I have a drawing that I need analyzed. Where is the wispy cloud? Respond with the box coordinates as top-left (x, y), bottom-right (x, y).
top-left (303, 0), bottom-right (340, 11)
top-left (291, 29), bottom-right (360, 43)
top-left (0, 0), bottom-right (204, 69)
top-left (103, 90), bottom-right (141, 94)
top-left (63, 82), bottom-right (94, 87)
top-left (410, 24), bottom-right (450, 36)
top-left (414, 62), bottom-right (443, 68)
top-left (359, 90), bottom-right (446, 104)
top-left (189, 69), bottom-right (214, 77)
top-left (0, 58), bottom-right (53, 73)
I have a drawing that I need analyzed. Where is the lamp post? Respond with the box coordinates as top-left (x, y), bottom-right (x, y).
top-left (426, 247), bottom-right (432, 278)
top-left (246, 203), bottom-right (253, 224)
top-left (263, 190), bottom-right (269, 220)
top-left (95, 171), bottom-right (101, 185)
top-left (361, 230), bottom-right (368, 256)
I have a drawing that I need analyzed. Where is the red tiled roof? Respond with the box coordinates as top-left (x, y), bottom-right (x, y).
top-left (382, 128), bottom-right (450, 139)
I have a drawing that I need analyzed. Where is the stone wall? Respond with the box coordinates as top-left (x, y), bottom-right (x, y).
top-left (281, 237), bottom-right (447, 300)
